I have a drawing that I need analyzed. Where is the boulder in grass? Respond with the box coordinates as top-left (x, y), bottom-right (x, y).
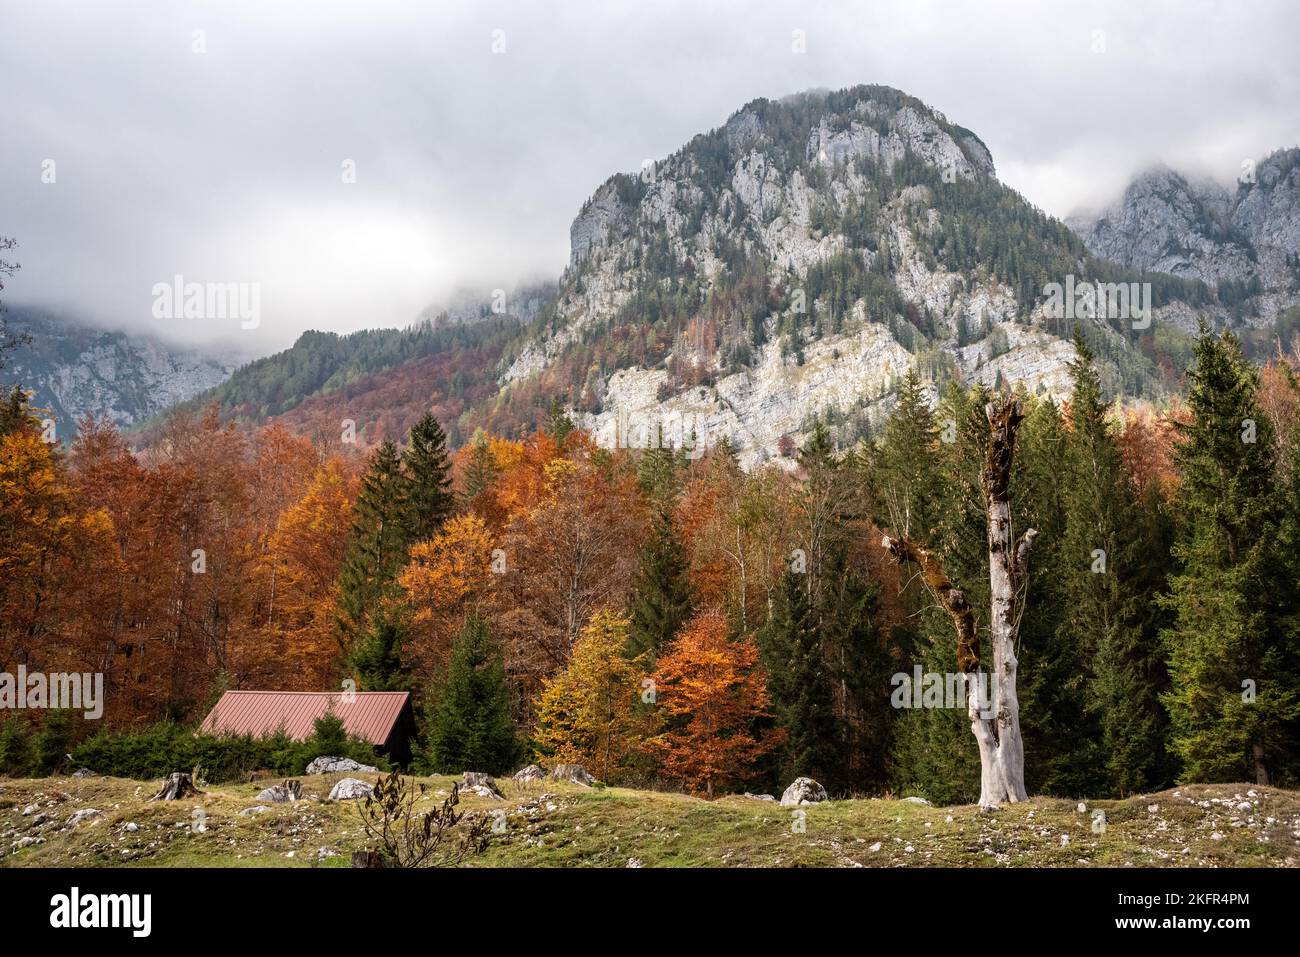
top-left (551, 764), bottom-right (595, 786)
top-left (744, 792), bottom-right (776, 802)
top-left (240, 805), bottom-right (272, 816)
top-left (256, 779), bottom-right (303, 804)
top-left (512, 764), bottom-right (547, 784)
top-left (64, 808), bottom-right (103, 828)
top-left (904, 796), bottom-right (931, 806)
top-left (461, 772), bottom-right (504, 799)
top-left (305, 756), bottom-right (378, 775)
top-left (71, 768), bottom-right (95, 779)
top-left (328, 777), bottom-right (374, 801)
top-left (779, 777), bottom-right (827, 807)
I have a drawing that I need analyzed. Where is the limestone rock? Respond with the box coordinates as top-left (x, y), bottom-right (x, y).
top-left (551, 764), bottom-right (595, 787)
top-left (256, 779), bottom-right (303, 804)
top-left (305, 756), bottom-right (378, 775)
top-left (460, 772), bottom-right (504, 799)
top-left (779, 777), bottom-right (828, 807)
top-left (328, 778), bottom-right (374, 801)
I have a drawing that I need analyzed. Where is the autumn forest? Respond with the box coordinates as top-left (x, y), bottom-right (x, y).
top-left (3, 326), bottom-right (1300, 805)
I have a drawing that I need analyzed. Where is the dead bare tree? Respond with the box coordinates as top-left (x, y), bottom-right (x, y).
top-left (881, 396), bottom-right (1037, 808)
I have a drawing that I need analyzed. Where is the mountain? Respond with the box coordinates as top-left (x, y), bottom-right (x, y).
top-left (499, 85), bottom-right (1225, 466)
top-left (156, 284), bottom-right (548, 448)
top-left (162, 85), bottom-right (1296, 465)
top-left (1068, 149), bottom-right (1300, 328)
top-left (1, 309), bottom-right (241, 436)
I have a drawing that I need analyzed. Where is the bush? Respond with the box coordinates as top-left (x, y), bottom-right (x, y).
top-left (32, 710), bottom-right (75, 775)
top-left (0, 718), bottom-right (32, 776)
top-left (68, 717), bottom-right (389, 783)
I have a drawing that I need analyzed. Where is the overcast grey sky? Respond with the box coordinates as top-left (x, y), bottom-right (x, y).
top-left (2, 0), bottom-right (1297, 354)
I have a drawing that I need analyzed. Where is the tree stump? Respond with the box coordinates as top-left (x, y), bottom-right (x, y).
top-left (351, 850), bottom-right (387, 868)
top-left (149, 772), bottom-right (203, 801)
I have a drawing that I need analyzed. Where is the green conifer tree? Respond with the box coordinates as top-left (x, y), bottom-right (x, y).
top-left (337, 440), bottom-right (410, 670)
top-left (403, 412), bottom-right (454, 544)
top-left (1161, 329), bottom-right (1295, 784)
top-left (422, 616), bottom-right (518, 774)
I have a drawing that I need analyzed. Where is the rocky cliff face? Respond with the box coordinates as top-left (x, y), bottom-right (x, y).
top-left (1070, 149), bottom-right (1300, 324)
top-left (3, 310), bottom-right (238, 436)
top-left (504, 85), bottom-right (1198, 466)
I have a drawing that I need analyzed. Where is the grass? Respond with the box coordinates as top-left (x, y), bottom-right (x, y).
top-left (1, 772), bottom-right (1297, 868)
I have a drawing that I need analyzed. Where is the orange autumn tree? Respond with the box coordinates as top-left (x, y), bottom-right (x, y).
top-left (0, 420), bottom-right (112, 673)
top-left (533, 610), bottom-right (652, 783)
top-left (644, 610), bottom-right (782, 798)
top-left (397, 513), bottom-right (498, 685)
top-left (253, 457), bottom-right (358, 688)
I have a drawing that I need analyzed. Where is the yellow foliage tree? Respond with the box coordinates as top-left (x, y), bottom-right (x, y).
top-left (533, 611), bottom-right (652, 783)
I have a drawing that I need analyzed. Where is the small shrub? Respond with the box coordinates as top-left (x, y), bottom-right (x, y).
top-left (356, 772), bottom-right (489, 868)
top-left (0, 718), bottom-right (32, 776)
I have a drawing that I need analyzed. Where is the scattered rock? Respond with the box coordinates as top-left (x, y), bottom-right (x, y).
top-left (1211, 832), bottom-right (1225, 841)
top-left (64, 809), bottom-right (102, 828)
top-left (255, 780), bottom-right (303, 804)
top-left (240, 805), bottom-right (272, 816)
top-left (551, 764), bottom-right (596, 786)
top-left (328, 778), bottom-right (374, 801)
top-left (305, 756), bottom-right (378, 775)
top-left (123, 822), bottom-right (140, 832)
top-left (780, 777), bottom-right (828, 807)
top-left (626, 858), bottom-right (643, 868)
top-left (904, 796), bottom-right (931, 806)
top-left (21, 804), bottom-right (38, 817)
top-left (461, 772), bottom-right (504, 799)
top-left (1060, 834), bottom-right (1070, 846)
top-left (1148, 804), bottom-right (1159, 814)
top-left (71, 769), bottom-right (95, 779)
top-left (1077, 802), bottom-right (1087, 813)
top-left (512, 764), bottom-right (547, 783)
top-left (868, 841), bottom-right (882, 853)
top-left (744, 792), bottom-right (776, 801)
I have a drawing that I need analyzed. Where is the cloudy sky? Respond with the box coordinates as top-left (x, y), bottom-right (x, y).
top-left (2, 0), bottom-right (1297, 354)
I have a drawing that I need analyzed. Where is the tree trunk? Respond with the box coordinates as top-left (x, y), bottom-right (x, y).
top-left (881, 396), bottom-right (1036, 809)
top-left (149, 772), bottom-right (202, 801)
top-left (980, 398), bottom-right (1033, 806)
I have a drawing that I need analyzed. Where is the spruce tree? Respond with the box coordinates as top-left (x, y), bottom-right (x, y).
top-left (1013, 391), bottom-right (1102, 796)
top-left (1160, 329), bottom-right (1293, 784)
top-left (403, 412), bottom-right (454, 543)
top-left (461, 428), bottom-right (498, 503)
top-left (882, 380), bottom-right (987, 803)
top-left (759, 569), bottom-right (839, 786)
top-left (350, 615), bottom-right (409, 692)
top-left (423, 616), bottom-right (518, 774)
top-left (1056, 335), bottom-right (1171, 795)
top-left (626, 504), bottom-right (693, 661)
top-left (337, 440), bottom-right (410, 669)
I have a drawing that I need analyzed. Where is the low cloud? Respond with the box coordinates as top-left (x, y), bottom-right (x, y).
top-left (2, 0), bottom-right (1296, 353)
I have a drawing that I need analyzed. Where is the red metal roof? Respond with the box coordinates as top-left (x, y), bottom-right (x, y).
top-left (199, 691), bottom-right (410, 746)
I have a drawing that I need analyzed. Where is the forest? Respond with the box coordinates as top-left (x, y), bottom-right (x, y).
top-left (2, 327), bottom-right (1299, 803)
